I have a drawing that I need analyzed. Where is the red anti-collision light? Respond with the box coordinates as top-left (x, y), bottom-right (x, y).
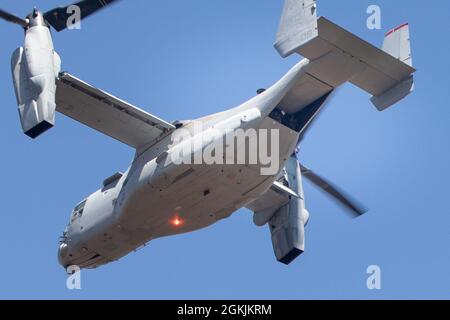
top-left (170, 216), bottom-right (184, 227)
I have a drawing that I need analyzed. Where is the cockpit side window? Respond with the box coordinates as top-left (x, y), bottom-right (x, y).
top-left (71, 200), bottom-right (87, 223)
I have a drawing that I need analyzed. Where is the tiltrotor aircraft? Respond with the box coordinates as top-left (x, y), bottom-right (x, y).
top-left (1, 0), bottom-right (415, 269)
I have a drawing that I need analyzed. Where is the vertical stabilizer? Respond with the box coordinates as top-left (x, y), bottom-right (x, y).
top-left (275, 0), bottom-right (318, 58)
top-left (383, 23), bottom-right (412, 67)
top-left (371, 23), bottom-right (414, 111)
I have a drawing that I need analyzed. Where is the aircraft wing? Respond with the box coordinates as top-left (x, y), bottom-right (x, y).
top-left (55, 72), bottom-right (175, 149)
top-left (247, 179), bottom-right (300, 227)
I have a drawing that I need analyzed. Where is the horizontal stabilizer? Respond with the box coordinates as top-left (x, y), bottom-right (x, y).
top-left (275, 0), bottom-right (416, 111)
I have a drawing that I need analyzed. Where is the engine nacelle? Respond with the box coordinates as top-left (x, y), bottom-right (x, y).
top-left (302, 208), bottom-right (310, 226)
top-left (269, 155), bottom-right (307, 265)
top-left (11, 11), bottom-right (60, 138)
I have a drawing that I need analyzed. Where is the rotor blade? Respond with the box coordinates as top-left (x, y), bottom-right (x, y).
top-left (0, 9), bottom-right (28, 28)
top-left (44, 0), bottom-right (120, 32)
top-left (300, 164), bottom-right (368, 217)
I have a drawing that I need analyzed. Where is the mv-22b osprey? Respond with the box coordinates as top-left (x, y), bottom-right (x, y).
top-left (1, 0), bottom-right (415, 270)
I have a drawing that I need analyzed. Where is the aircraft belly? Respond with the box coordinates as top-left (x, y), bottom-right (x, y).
top-left (119, 163), bottom-right (267, 241)
top-left (103, 116), bottom-right (299, 260)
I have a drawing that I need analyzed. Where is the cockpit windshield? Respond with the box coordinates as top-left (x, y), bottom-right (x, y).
top-left (71, 200), bottom-right (87, 223)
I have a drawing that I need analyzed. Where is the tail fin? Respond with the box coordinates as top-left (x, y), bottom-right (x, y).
top-left (275, 0), bottom-right (318, 58)
top-left (275, 0), bottom-right (416, 111)
top-left (369, 23), bottom-right (415, 110)
top-left (383, 23), bottom-right (412, 67)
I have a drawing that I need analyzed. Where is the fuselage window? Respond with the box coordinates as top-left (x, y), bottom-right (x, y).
top-left (71, 200), bottom-right (87, 223)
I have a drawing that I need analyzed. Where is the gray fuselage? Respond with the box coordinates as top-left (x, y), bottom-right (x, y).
top-left (58, 61), bottom-right (308, 269)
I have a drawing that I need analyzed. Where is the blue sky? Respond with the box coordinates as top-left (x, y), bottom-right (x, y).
top-left (0, 0), bottom-right (449, 299)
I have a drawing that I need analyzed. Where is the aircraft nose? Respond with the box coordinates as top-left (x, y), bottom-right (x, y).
top-left (58, 243), bottom-right (70, 268)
